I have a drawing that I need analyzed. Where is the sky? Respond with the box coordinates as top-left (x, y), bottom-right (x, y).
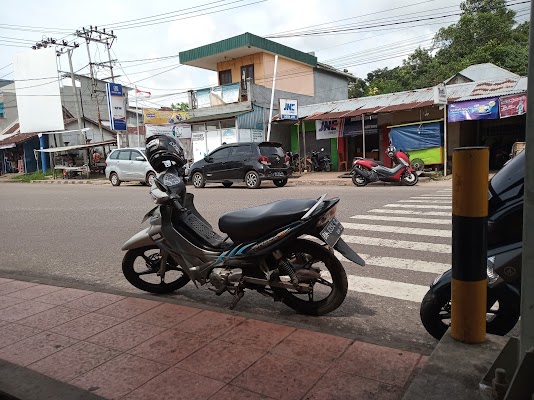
top-left (0, 0), bottom-right (530, 108)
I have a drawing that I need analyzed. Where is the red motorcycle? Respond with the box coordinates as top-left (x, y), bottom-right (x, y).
top-left (351, 146), bottom-right (418, 187)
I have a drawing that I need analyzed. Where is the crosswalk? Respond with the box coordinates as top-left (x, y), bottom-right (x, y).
top-left (339, 188), bottom-right (453, 303)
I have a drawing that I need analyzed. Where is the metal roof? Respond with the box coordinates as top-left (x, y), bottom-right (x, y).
top-left (445, 63), bottom-right (519, 84)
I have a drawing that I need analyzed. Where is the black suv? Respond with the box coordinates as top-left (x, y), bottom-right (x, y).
top-left (189, 142), bottom-right (292, 189)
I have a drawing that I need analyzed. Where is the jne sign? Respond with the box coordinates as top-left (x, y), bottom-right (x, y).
top-left (279, 98), bottom-right (298, 120)
top-left (316, 119), bottom-right (340, 140)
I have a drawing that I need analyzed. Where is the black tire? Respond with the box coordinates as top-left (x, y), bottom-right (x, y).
top-left (192, 172), bottom-right (206, 188)
top-left (122, 245), bottom-right (190, 294)
top-left (324, 162), bottom-right (331, 172)
top-left (420, 286), bottom-right (520, 340)
top-left (410, 158), bottom-right (425, 172)
top-left (110, 172), bottom-right (121, 186)
top-left (145, 171), bottom-right (156, 186)
top-left (273, 179), bottom-right (288, 187)
top-left (352, 172), bottom-right (368, 187)
top-left (222, 182), bottom-right (233, 188)
top-left (402, 171), bottom-right (418, 186)
top-left (272, 239), bottom-right (348, 316)
top-left (245, 170), bottom-right (261, 189)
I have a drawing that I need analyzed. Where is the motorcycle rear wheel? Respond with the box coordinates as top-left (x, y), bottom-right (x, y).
top-left (420, 285), bottom-right (520, 340)
top-left (272, 239), bottom-right (348, 316)
top-left (352, 171), bottom-right (368, 187)
top-left (122, 245), bottom-right (190, 294)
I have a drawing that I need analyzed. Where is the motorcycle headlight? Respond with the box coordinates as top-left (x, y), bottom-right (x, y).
top-left (487, 256), bottom-right (499, 285)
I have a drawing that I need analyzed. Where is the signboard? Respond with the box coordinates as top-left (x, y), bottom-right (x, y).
top-left (316, 119), bottom-right (340, 140)
top-left (143, 109), bottom-right (189, 124)
top-left (105, 83), bottom-right (126, 131)
top-left (279, 99), bottom-right (298, 120)
top-left (448, 98), bottom-right (499, 122)
top-left (433, 84), bottom-right (447, 105)
top-left (252, 129), bottom-right (263, 142)
top-left (194, 83), bottom-right (240, 109)
top-left (342, 115), bottom-right (378, 137)
top-left (222, 128), bottom-right (237, 143)
top-left (500, 94), bottom-right (527, 118)
top-left (0, 91), bottom-right (5, 118)
top-left (145, 124), bottom-right (192, 139)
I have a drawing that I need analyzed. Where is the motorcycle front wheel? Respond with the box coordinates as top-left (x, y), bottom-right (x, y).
top-left (420, 285), bottom-right (520, 340)
top-left (401, 171), bottom-right (418, 186)
top-left (271, 239), bottom-right (348, 316)
top-left (122, 245), bottom-right (190, 294)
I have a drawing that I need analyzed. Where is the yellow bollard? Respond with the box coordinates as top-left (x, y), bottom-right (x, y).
top-left (451, 147), bottom-right (489, 344)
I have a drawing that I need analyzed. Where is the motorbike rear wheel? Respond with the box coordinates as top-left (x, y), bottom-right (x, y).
top-left (352, 169), bottom-right (368, 187)
top-left (272, 239), bottom-right (348, 316)
top-left (420, 285), bottom-right (520, 340)
top-left (122, 245), bottom-right (190, 294)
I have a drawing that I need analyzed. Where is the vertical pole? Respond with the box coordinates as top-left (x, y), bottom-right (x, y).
top-left (85, 38), bottom-right (104, 143)
top-left (297, 121), bottom-right (301, 173)
top-left (106, 43), bottom-right (115, 82)
top-left (302, 119), bottom-right (307, 172)
top-left (266, 54), bottom-right (278, 142)
top-left (362, 114), bottom-right (366, 158)
top-left (444, 105), bottom-right (448, 176)
top-left (451, 147), bottom-right (489, 344)
top-left (519, 0), bottom-right (534, 360)
top-left (68, 50), bottom-right (87, 165)
top-left (136, 88), bottom-right (140, 147)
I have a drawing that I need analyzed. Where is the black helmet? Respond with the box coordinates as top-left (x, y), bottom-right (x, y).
top-left (145, 134), bottom-right (186, 173)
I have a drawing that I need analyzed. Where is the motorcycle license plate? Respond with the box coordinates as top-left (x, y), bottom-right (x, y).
top-left (320, 217), bottom-right (344, 246)
top-left (273, 171), bottom-right (284, 177)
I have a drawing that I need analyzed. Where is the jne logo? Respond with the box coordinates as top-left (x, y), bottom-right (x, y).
top-left (319, 120), bottom-right (338, 131)
top-left (283, 103), bottom-right (295, 111)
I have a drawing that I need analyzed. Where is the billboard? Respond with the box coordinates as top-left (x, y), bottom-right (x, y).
top-left (0, 92), bottom-right (5, 119)
top-left (279, 99), bottom-right (298, 120)
top-left (143, 109), bottom-right (189, 124)
top-left (14, 48), bottom-right (64, 133)
top-left (499, 94), bottom-right (527, 118)
top-left (448, 98), bottom-right (499, 122)
top-left (316, 119), bottom-right (340, 140)
top-left (342, 115), bottom-right (378, 137)
top-left (106, 83), bottom-right (126, 131)
top-left (194, 83), bottom-right (240, 108)
top-left (145, 124), bottom-right (192, 139)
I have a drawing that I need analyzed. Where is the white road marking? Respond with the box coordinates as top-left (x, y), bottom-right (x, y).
top-left (342, 235), bottom-right (451, 253)
top-left (342, 222), bottom-right (451, 237)
top-left (369, 209), bottom-right (450, 216)
top-left (384, 204), bottom-right (451, 209)
top-left (398, 199), bottom-right (451, 204)
top-left (347, 275), bottom-right (429, 303)
top-left (350, 214), bottom-right (450, 225)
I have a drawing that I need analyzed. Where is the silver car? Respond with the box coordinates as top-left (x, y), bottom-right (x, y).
top-left (105, 148), bottom-right (156, 186)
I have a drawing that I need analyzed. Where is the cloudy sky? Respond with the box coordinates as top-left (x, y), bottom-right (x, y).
top-left (1, 0), bottom-right (530, 108)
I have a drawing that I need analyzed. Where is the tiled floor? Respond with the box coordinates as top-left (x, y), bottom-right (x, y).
top-left (0, 279), bottom-right (425, 400)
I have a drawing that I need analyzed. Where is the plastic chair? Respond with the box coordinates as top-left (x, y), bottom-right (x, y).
top-left (338, 153), bottom-right (348, 171)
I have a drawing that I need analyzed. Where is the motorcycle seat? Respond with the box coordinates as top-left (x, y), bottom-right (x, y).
top-left (218, 199), bottom-right (317, 243)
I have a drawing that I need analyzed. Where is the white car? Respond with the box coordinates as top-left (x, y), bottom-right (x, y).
top-left (105, 148), bottom-right (156, 186)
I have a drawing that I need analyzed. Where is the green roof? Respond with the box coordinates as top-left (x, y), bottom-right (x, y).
top-left (179, 32), bottom-right (317, 71)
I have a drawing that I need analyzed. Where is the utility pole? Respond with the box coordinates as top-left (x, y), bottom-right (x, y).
top-left (75, 26), bottom-right (125, 146)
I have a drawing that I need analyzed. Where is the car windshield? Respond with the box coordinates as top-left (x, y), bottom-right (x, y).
top-left (259, 146), bottom-right (284, 157)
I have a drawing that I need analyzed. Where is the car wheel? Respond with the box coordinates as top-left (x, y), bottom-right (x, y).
top-left (273, 179), bottom-right (288, 187)
top-left (110, 172), bottom-right (121, 186)
top-left (192, 172), bottom-right (206, 188)
top-left (245, 170), bottom-right (261, 189)
top-left (222, 182), bottom-right (233, 188)
top-left (145, 172), bottom-right (156, 186)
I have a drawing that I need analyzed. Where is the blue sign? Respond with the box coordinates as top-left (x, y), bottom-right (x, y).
top-left (448, 97), bottom-right (499, 122)
top-left (280, 99), bottom-right (298, 120)
top-left (106, 83), bottom-right (126, 131)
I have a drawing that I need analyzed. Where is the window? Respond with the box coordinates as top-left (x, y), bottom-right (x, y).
top-left (241, 64), bottom-right (254, 89)
top-left (232, 145), bottom-right (252, 156)
top-left (206, 121), bottom-right (219, 131)
top-left (192, 123), bottom-right (205, 132)
top-left (259, 145), bottom-right (284, 158)
top-left (220, 119), bottom-right (235, 129)
top-left (131, 150), bottom-right (143, 161)
top-left (110, 151), bottom-right (120, 159)
top-left (118, 150), bottom-right (131, 160)
top-left (210, 147), bottom-right (232, 160)
top-left (219, 69), bottom-right (232, 85)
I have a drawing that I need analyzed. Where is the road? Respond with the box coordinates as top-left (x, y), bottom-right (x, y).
top-left (0, 179), bottom-right (454, 354)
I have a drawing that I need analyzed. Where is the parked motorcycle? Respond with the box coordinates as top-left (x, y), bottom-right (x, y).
top-left (286, 151), bottom-right (302, 172)
top-left (351, 146), bottom-right (417, 186)
top-left (310, 148), bottom-right (331, 172)
top-left (121, 135), bottom-right (365, 315)
top-left (420, 150), bottom-right (524, 340)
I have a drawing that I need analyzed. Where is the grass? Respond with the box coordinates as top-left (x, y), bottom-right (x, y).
top-left (10, 170), bottom-right (53, 183)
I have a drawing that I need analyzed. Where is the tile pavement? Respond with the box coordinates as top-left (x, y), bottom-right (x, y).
top-left (0, 279), bottom-right (426, 400)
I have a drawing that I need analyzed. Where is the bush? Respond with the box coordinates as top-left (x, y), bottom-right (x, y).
top-left (10, 170), bottom-right (53, 183)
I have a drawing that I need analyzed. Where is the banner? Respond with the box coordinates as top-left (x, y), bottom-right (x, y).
top-left (0, 91), bottom-right (5, 119)
top-left (448, 98), bottom-right (499, 122)
top-left (222, 128), bottom-right (237, 143)
top-left (342, 115), bottom-right (378, 137)
top-left (433, 84), bottom-right (447, 105)
top-left (143, 109), bottom-right (189, 124)
top-left (279, 99), bottom-right (298, 120)
top-left (499, 94), bottom-right (527, 118)
top-left (194, 83), bottom-right (240, 109)
top-left (106, 83), bottom-right (126, 131)
top-left (316, 119), bottom-right (340, 140)
top-left (252, 129), bottom-right (263, 142)
top-left (145, 124), bottom-right (192, 139)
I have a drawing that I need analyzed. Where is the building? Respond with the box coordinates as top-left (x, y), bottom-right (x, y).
top-left (177, 32), bottom-right (353, 161)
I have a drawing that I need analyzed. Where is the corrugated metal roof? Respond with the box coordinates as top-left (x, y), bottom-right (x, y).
top-left (445, 63), bottom-right (519, 84)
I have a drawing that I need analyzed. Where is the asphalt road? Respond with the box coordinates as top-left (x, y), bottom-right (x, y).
top-left (0, 179), bottom-right (454, 354)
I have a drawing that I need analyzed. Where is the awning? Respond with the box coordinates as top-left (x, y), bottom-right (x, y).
top-left (35, 140), bottom-right (117, 153)
top-left (0, 143), bottom-right (16, 150)
top-left (341, 107), bottom-right (382, 118)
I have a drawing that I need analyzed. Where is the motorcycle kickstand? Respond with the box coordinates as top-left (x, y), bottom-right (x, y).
top-left (229, 287), bottom-right (245, 310)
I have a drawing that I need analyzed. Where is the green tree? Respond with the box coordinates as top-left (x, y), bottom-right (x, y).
top-left (171, 102), bottom-right (189, 112)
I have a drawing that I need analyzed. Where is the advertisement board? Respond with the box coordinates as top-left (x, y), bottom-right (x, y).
top-left (342, 115), bottom-right (378, 137)
top-left (222, 128), bottom-right (237, 143)
top-left (433, 84), bottom-right (447, 105)
top-left (194, 83), bottom-right (240, 109)
top-left (499, 94), bottom-right (527, 118)
top-left (316, 119), bottom-right (340, 140)
top-left (106, 83), bottom-right (126, 131)
top-left (279, 99), bottom-right (298, 120)
top-left (0, 91), bottom-right (5, 118)
top-left (251, 129), bottom-right (264, 142)
top-left (143, 109), bottom-right (189, 124)
top-left (448, 98), bottom-right (499, 122)
top-left (145, 124), bottom-right (192, 138)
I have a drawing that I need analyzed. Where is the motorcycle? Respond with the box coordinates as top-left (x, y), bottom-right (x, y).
top-left (310, 148), bottom-right (331, 172)
top-left (121, 165), bottom-right (365, 316)
top-left (351, 145), bottom-right (417, 187)
top-left (420, 150), bottom-right (524, 340)
top-left (286, 151), bottom-right (302, 172)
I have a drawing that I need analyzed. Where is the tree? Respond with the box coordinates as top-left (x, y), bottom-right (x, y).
top-left (348, 76), bottom-right (367, 98)
top-left (171, 102), bottom-right (189, 112)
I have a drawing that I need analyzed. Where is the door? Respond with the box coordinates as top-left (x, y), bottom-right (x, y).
top-left (241, 64), bottom-right (254, 90)
top-left (129, 150), bottom-right (146, 180)
top-left (204, 146), bottom-right (232, 181)
top-left (226, 144), bottom-right (252, 179)
top-left (116, 150), bottom-right (132, 179)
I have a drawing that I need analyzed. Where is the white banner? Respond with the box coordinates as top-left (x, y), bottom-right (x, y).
top-left (252, 129), bottom-right (263, 142)
top-left (222, 128), bottom-right (237, 143)
top-left (316, 119), bottom-right (340, 140)
top-left (145, 124), bottom-right (192, 139)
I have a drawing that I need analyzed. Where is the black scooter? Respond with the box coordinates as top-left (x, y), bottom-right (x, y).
top-left (310, 148), bottom-right (331, 172)
top-left (420, 151), bottom-right (524, 340)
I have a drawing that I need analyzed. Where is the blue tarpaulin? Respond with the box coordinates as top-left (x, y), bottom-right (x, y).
top-left (390, 122), bottom-right (443, 151)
